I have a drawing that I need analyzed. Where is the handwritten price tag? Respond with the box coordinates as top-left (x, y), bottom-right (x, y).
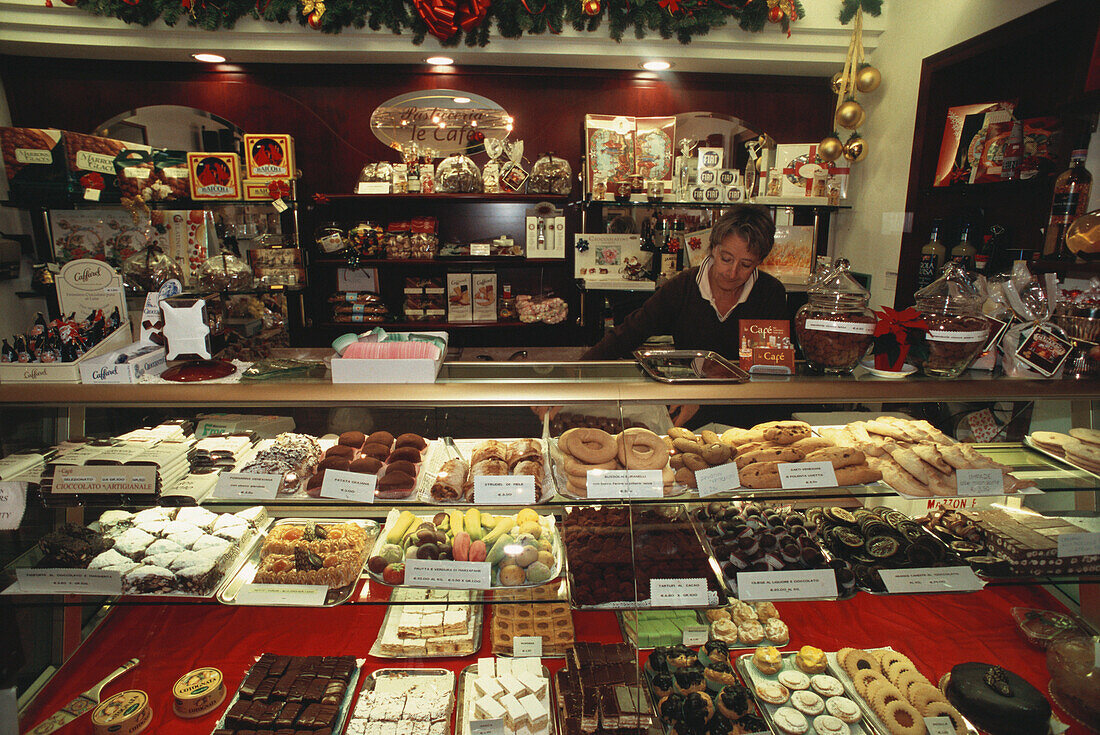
top-left (513, 636), bottom-right (543, 658)
top-left (879, 567), bottom-right (985, 594)
top-left (650, 578), bottom-right (708, 607)
top-left (214, 472), bottom-right (281, 500)
top-left (778, 461), bottom-right (838, 489)
top-left (955, 469), bottom-right (1004, 496)
top-left (587, 470), bottom-right (663, 500)
top-left (405, 559), bottom-right (492, 590)
top-left (319, 469), bottom-right (376, 503)
top-left (696, 463), bottom-right (741, 497)
top-left (736, 569), bottom-right (838, 601)
top-left (1057, 532), bottom-right (1100, 558)
top-left (237, 584), bottom-right (328, 607)
top-left (682, 625), bottom-right (709, 646)
top-left (469, 719), bottom-right (505, 735)
top-left (924, 717), bottom-right (956, 735)
top-left (474, 475), bottom-right (536, 505)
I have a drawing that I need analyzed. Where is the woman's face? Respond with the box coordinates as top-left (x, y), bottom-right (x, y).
top-left (709, 233), bottom-right (760, 294)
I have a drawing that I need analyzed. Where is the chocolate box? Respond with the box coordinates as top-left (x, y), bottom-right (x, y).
top-left (115, 148), bottom-right (190, 202)
top-left (187, 152), bottom-right (242, 200)
top-left (0, 127), bottom-right (67, 201)
top-left (243, 134), bottom-right (295, 180)
top-left (63, 131), bottom-right (150, 203)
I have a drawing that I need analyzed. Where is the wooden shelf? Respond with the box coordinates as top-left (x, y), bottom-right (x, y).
top-left (314, 256), bottom-right (560, 266)
top-left (319, 193), bottom-right (569, 203)
top-left (318, 320), bottom-right (561, 330)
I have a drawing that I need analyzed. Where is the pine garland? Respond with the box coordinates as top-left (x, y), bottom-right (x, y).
top-left (838, 0), bottom-right (880, 24)
top-left (70, 0), bottom-right (814, 43)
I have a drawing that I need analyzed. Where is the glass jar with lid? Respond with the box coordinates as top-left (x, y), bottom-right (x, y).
top-left (794, 258), bottom-right (876, 374)
top-left (913, 261), bottom-right (990, 378)
top-left (121, 245), bottom-right (183, 293)
top-left (348, 221), bottom-right (384, 258)
top-left (196, 253), bottom-right (253, 291)
top-left (436, 154), bottom-right (482, 193)
top-left (315, 222), bottom-right (348, 254)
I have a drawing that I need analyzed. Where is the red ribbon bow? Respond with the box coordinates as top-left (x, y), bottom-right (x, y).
top-left (414, 0), bottom-right (489, 40)
top-left (312, 193), bottom-right (330, 204)
top-left (872, 306), bottom-right (928, 371)
top-left (267, 180), bottom-right (291, 199)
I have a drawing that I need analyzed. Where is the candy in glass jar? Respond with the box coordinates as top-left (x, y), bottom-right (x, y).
top-left (913, 261), bottom-right (990, 378)
top-left (794, 259), bottom-right (875, 374)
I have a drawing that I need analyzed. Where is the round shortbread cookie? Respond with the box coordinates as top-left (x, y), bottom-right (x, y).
top-left (1031, 431), bottom-right (1074, 452)
top-left (1063, 438), bottom-right (1100, 464)
top-left (1069, 427), bottom-right (1100, 446)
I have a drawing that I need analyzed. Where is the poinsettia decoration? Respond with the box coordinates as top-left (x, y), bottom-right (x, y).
top-left (872, 306), bottom-right (928, 371)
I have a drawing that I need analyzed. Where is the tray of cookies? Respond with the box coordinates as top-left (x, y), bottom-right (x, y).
top-left (699, 599), bottom-right (792, 652)
top-left (370, 588), bottom-right (483, 659)
top-left (457, 658), bottom-right (555, 735)
top-left (1025, 428), bottom-right (1100, 478)
top-left (491, 581), bottom-right (575, 657)
top-left (736, 646), bottom-right (877, 735)
top-left (217, 518), bottom-right (378, 606)
top-left (417, 438), bottom-right (555, 504)
top-left (342, 668), bottom-right (455, 735)
top-left (306, 430), bottom-right (430, 501)
top-left (549, 427), bottom-right (682, 499)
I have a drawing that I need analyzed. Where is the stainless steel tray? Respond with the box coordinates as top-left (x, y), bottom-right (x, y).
top-left (457, 663), bottom-right (557, 735)
top-left (633, 349), bottom-right (750, 383)
top-left (217, 517), bottom-right (379, 607)
top-left (345, 668), bottom-right (455, 734)
top-left (369, 599), bottom-right (484, 659)
top-left (1024, 435), bottom-right (1100, 479)
top-left (416, 437), bottom-right (557, 504)
top-left (210, 655), bottom-right (362, 735)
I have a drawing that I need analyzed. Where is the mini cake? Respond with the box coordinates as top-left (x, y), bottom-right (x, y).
top-left (789, 689), bottom-right (824, 717)
top-left (738, 619), bottom-right (765, 646)
top-left (763, 617), bottom-right (790, 645)
top-left (795, 645), bottom-right (827, 674)
top-left (824, 696), bottom-right (861, 724)
top-left (809, 674), bottom-right (845, 699)
top-left (651, 672), bottom-right (675, 699)
top-left (703, 659), bottom-right (738, 689)
top-left (811, 714), bottom-right (850, 735)
top-left (648, 647), bottom-right (670, 675)
top-left (702, 640), bottom-right (730, 665)
top-left (667, 645), bottom-right (696, 670)
top-left (945, 662), bottom-right (1052, 735)
top-left (753, 645), bottom-right (783, 675)
top-left (673, 665), bottom-right (706, 695)
top-left (771, 705), bottom-right (808, 734)
top-left (715, 684), bottom-right (751, 720)
top-left (755, 681), bottom-right (790, 706)
top-left (711, 619), bottom-right (739, 644)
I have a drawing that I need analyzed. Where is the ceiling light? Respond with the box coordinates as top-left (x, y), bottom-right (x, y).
top-left (426, 56), bottom-right (454, 65)
top-left (453, 96), bottom-right (471, 104)
top-left (642, 60), bottom-right (671, 71)
top-left (192, 53), bottom-right (226, 63)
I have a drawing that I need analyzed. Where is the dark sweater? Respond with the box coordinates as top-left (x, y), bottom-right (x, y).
top-left (582, 267), bottom-right (789, 360)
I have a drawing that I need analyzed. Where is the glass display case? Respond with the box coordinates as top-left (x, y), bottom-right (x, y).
top-left (1, 365), bottom-right (1098, 735)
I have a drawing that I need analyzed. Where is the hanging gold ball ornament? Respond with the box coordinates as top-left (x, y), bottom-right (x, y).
top-left (835, 99), bottom-right (865, 130)
top-left (818, 135), bottom-right (844, 162)
top-left (856, 65), bottom-right (882, 93)
top-left (843, 136), bottom-right (867, 162)
top-left (831, 72), bottom-right (845, 95)
top-left (582, 0), bottom-right (601, 15)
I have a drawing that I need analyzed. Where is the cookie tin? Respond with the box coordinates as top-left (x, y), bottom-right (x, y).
top-left (172, 666), bottom-right (226, 718)
top-left (91, 690), bottom-right (152, 735)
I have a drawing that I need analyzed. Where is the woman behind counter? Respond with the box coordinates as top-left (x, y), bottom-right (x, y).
top-left (582, 204), bottom-right (788, 360)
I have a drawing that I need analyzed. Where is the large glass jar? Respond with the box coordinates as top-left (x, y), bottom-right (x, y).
top-left (527, 153), bottom-right (572, 195)
top-left (914, 261), bottom-right (990, 378)
top-left (435, 154), bottom-right (482, 193)
top-left (315, 222), bottom-right (348, 254)
top-left (348, 221), bottom-right (384, 258)
top-left (794, 259), bottom-right (875, 374)
top-left (196, 253), bottom-right (253, 291)
top-left (121, 245), bottom-right (183, 293)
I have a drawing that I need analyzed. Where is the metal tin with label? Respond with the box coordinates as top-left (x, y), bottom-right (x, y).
top-left (91, 690), bottom-right (152, 735)
top-left (172, 667), bottom-right (226, 718)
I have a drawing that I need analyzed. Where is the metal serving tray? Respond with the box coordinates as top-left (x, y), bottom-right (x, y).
top-left (633, 349), bottom-right (750, 383)
top-left (343, 668), bottom-right (455, 735)
top-left (456, 663), bottom-right (557, 735)
top-left (368, 599), bottom-right (484, 659)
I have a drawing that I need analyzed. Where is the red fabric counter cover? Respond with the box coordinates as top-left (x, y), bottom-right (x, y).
top-left (18, 582), bottom-right (1087, 734)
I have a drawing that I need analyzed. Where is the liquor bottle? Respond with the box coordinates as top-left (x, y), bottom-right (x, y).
top-left (602, 297), bottom-right (615, 335)
top-left (0, 339), bottom-right (15, 363)
top-left (1043, 149), bottom-right (1092, 259)
top-left (977, 224), bottom-right (1007, 275)
top-left (657, 218), bottom-right (684, 286)
top-left (950, 221), bottom-right (976, 271)
top-left (14, 335), bottom-right (31, 363)
top-left (916, 219), bottom-right (945, 289)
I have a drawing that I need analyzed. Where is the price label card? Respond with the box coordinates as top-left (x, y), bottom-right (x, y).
top-left (1058, 532), bottom-right (1100, 558)
top-left (356, 182), bottom-right (391, 194)
top-left (469, 719), bottom-right (505, 735)
top-left (83, 188), bottom-right (101, 201)
top-left (924, 717), bottom-right (956, 735)
top-left (696, 463), bottom-right (741, 498)
top-left (587, 470), bottom-right (662, 500)
top-left (16, 568), bottom-right (122, 595)
top-left (513, 636), bottom-right (543, 658)
top-left (0, 452), bottom-right (44, 481)
top-left (474, 475), bottom-right (536, 505)
top-left (736, 569), bottom-right (838, 601)
top-left (470, 243), bottom-right (492, 256)
top-left (52, 465), bottom-right (158, 495)
top-left (879, 566), bottom-right (985, 594)
top-left (214, 472), bottom-right (281, 500)
top-left (272, 198), bottom-right (289, 213)
top-left (319, 469), bottom-right (376, 504)
top-left (650, 577), bottom-right (708, 607)
top-left (237, 584), bottom-right (328, 607)
top-left (778, 461), bottom-right (838, 489)
top-left (955, 469), bottom-right (1004, 496)
top-left (0, 482), bottom-right (27, 530)
top-left (405, 559), bottom-right (492, 590)
top-left (682, 625), bottom-right (709, 646)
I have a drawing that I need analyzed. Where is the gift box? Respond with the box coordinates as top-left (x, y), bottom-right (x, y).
top-left (115, 148), bottom-right (189, 202)
top-left (0, 128), bottom-right (67, 201)
top-left (187, 152), bottom-right (242, 200)
top-left (243, 134), bottom-right (295, 180)
top-left (63, 132), bottom-right (150, 203)
top-left (775, 144), bottom-right (849, 199)
top-left (243, 178), bottom-right (293, 201)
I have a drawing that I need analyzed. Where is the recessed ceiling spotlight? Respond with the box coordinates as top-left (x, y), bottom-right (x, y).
top-left (192, 53), bottom-right (226, 63)
top-left (426, 56), bottom-right (454, 65)
top-left (453, 96), bottom-right (471, 104)
top-left (642, 60), bottom-right (671, 71)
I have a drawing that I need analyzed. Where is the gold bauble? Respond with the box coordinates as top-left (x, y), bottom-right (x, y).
top-left (831, 71), bottom-right (845, 95)
top-left (835, 99), bottom-right (865, 130)
top-left (818, 135), bottom-right (844, 162)
top-left (856, 65), bottom-right (882, 93)
top-left (843, 136), bottom-right (867, 162)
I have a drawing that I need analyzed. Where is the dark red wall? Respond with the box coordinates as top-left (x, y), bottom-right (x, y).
top-left (1, 57), bottom-right (833, 197)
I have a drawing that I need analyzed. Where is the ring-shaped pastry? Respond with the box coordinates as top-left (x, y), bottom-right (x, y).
top-left (868, 682), bottom-right (904, 715)
top-left (852, 670), bottom-right (884, 699)
top-left (919, 701), bottom-right (967, 735)
top-left (885, 658), bottom-right (917, 687)
top-left (906, 682), bottom-right (946, 712)
top-left (876, 650), bottom-right (906, 671)
top-left (618, 427), bottom-right (672, 470)
top-left (841, 649), bottom-right (881, 680)
top-left (561, 453), bottom-right (618, 477)
top-left (879, 699), bottom-right (924, 735)
top-left (893, 668), bottom-right (928, 699)
top-left (561, 428), bottom-right (619, 464)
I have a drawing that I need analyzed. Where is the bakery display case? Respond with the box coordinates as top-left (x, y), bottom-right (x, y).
top-left (2, 365), bottom-right (1099, 735)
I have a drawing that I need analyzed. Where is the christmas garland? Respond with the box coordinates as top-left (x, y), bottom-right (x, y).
top-left (62, 0), bottom-right (810, 45)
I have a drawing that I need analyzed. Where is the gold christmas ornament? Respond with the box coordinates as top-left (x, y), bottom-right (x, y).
top-left (818, 135), bottom-right (844, 162)
top-left (831, 72), bottom-right (845, 95)
top-left (835, 99), bottom-right (865, 130)
top-left (843, 135), bottom-right (867, 162)
top-left (856, 64), bottom-right (881, 93)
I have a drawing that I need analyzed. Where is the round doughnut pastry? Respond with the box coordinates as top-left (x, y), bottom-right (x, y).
top-left (325, 444), bottom-right (356, 459)
top-left (385, 459), bottom-right (417, 477)
top-left (789, 690), bottom-right (824, 717)
top-left (811, 714), bottom-right (850, 735)
top-left (701, 442), bottom-right (732, 466)
top-left (668, 427), bottom-right (698, 441)
top-left (824, 696), bottom-right (862, 724)
top-left (868, 682), bottom-right (904, 715)
top-left (840, 649), bottom-right (880, 680)
top-left (879, 699), bottom-right (923, 735)
top-left (394, 432), bottom-right (427, 451)
top-left (675, 466), bottom-right (697, 489)
top-left (919, 700), bottom-right (967, 735)
top-left (778, 670), bottom-right (811, 691)
top-left (319, 455), bottom-right (351, 471)
top-left (565, 479), bottom-right (588, 498)
top-left (338, 430), bottom-right (366, 448)
top-left (682, 453), bottom-right (709, 471)
top-left (894, 668), bottom-right (928, 699)
top-left (852, 670), bottom-right (883, 699)
top-left (561, 427), bottom-right (619, 464)
top-left (907, 682), bottom-right (947, 711)
top-left (618, 428), bottom-right (672, 470)
top-left (365, 430), bottom-right (395, 447)
top-left (809, 675), bottom-right (845, 699)
top-left (388, 446), bottom-right (422, 464)
top-left (561, 454), bottom-right (618, 477)
top-left (360, 442), bottom-right (392, 460)
top-left (349, 456), bottom-right (383, 474)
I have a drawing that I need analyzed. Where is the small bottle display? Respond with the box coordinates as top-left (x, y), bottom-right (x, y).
top-left (916, 219), bottom-right (946, 290)
top-left (950, 221), bottom-right (976, 271)
top-left (1043, 149), bottom-right (1093, 259)
top-left (498, 283), bottom-right (517, 321)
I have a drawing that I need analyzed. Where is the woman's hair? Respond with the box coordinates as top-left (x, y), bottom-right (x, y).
top-left (708, 204), bottom-right (776, 261)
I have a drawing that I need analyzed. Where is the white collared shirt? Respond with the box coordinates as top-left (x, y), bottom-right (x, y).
top-left (697, 256), bottom-right (757, 322)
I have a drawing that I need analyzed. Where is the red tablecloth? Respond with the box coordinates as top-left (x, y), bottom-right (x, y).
top-left (17, 583), bottom-right (1086, 734)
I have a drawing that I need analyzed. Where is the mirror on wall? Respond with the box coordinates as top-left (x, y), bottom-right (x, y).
top-left (370, 89), bottom-right (512, 155)
top-left (94, 105), bottom-right (244, 153)
top-left (673, 111), bottom-right (773, 173)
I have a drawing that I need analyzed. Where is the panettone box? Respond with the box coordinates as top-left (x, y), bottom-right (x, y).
top-left (0, 127), bottom-right (67, 201)
top-left (63, 132), bottom-right (151, 204)
top-left (243, 134), bottom-right (295, 180)
top-left (187, 152), bottom-right (242, 200)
